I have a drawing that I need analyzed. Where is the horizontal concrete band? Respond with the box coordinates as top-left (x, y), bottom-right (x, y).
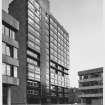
top-left (2, 35), bottom-right (19, 48)
top-left (78, 67), bottom-right (103, 75)
top-left (2, 75), bottom-right (19, 86)
top-left (2, 10), bottom-right (19, 31)
top-left (79, 85), bottom-right (103, 90)
top-left (78, 77), bottom-right (102, 83)
top-left (2, 54), bottom-right (19, 66)
top-left (79, 93), bottom-right (103, 98)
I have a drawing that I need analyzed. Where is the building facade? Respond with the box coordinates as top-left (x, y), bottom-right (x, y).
top-left (8, 0), bottom-right (70, 104)
top-left (78, 67), bottom-right (103, 105)
top-left (2, 0), bottom-right (20, 105)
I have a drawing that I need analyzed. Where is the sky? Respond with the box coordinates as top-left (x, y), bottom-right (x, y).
top-left (50, 0), bottom-right (104, 87)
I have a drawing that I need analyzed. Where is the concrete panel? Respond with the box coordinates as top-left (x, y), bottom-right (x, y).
top-left (2, 54), bottom-right (19, 66)
top-left (2, 75), bottom-right (19, 86)
top-left (2, 10), bottom-right (19, 31)
top-left (2, 35), bottom-right (19, 48)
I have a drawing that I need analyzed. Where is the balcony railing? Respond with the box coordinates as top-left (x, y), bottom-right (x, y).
top-left (2, 75), bottom-right (19, 86)
top-left (78, 93), bottom-right (103, 98)
top-left (79, 77), bottom-right (103, 83)
top-left (79, 85), bottom-right (103, 90)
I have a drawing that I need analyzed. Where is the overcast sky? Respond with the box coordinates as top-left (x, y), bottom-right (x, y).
top-left (50, 0), bottom-right (104, 87)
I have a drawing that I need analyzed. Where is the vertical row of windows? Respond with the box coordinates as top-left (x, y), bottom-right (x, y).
top-left (2, 42), bottom-right (18, 59)
top-left (28, 0), bottom-right (41, 53)
top-left (2, 24), bottom-right (15, 40)
top-left (49, 17), bottom-right (69, 68)
top-left (27, 0), bottom-right (41, 99)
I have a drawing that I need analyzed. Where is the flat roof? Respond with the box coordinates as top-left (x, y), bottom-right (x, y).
top-left (78, 67), bottom-right (103, 75)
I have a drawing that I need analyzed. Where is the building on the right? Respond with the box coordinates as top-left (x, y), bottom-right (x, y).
top-left (78, 67), bottom-right (103, 105)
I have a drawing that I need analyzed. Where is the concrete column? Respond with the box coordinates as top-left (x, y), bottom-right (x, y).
top-left (81, 99), bottom-right (85, 105)
top-left (7, 87), bottom-right (11, 105)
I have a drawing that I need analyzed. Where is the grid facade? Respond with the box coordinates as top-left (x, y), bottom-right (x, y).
top-left (27, 0), bottom-right (41, 103)
top-left (49, 15), bottom-right (69, 103)
top-left (9, 0), bottom-right (70, 104)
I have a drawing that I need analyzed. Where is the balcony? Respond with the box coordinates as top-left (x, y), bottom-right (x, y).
top-left (2, 75), bottom-right (19, 86)
top-left (78, 93), bottom-right (103, 98)
top-left (79, 77), bottom-right (102, 83)
top-left (2, 54), bottom-right (19, 66)
top-left (79, 85), bottom-right (103, 90)
top-left (2, 10), bottom-right (19, 31)
top-left (2, 35), bottom-right (19, 48)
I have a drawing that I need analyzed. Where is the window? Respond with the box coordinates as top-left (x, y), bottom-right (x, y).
top-left (27, 50), bottom-right (39, 59)
top-left (51, 78), bottom-right (54, 84)
top-left (46, 74), bottom-right (49, 80)
top-left (10, 30), bottom-right (15, 39)
top-left (14, 48), bottom-right (17, 59)
top-left (28, 72), bottom-right (34, 80)
top-left (28, 33), bottom-right (35, 40)
top-left (35, 38), bottom-right (40, 45)
top-left (28, 41), bottom-right (34, 47)
top-left (58, 66), bottom-right (62, 70)
top-left (27, 89), bottom-right (34, 95)
top-left (34, 90), bottom-right (39, 95)
top-left (28, 24), bottom-right (35, 34)
top-left (6, 65), bottom-right (11, 76)
top-left (51, 71), bottom-right (55, 76)
top-left (28, 1), bottom-right (34, 12)
top-left (2, 25), bottom-right (15, 39)
top-left (35, 1), bottom-right (40, 10)
top-left (2, 63), bottom-right (6, 75)
top-left (6, 45), bottom-right (13, 57)
top-left (2, 63), bottom-right (17, 77)
top-left (35, 67), bottom-right (40, 74)
top-left (35, 16), bottom-right (40, 23)
top-left (34, 31), bottom-right (40, 38)
top-left (28, 9), bottom-right (35, 19)
top-left (14, 66), bottom-right (18, 77)
top-left (35, 74), bottom-right (40, 81)
top-left (50, 68), bottom-right (55, 73)
top-left (35, 45), bottom-right (40, 51)
top-left (34, 82), bottom-right (39, 87)
top-left (50, 62), bottom-right (56, 67)
top-left (5, 27), bottom-right (9, 37)
top-left (35, 10), bottom-right (40, 17)
top-left (2, 24), bottom-right (5, 35)
top-left (2, 42), bottom-right (6, 54)
top-left (28, 17), bottom-right (34, 26)
top-left (28, 63), bottom-right (34, 70)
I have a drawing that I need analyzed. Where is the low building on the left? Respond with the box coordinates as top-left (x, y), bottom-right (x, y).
top-left (2, 1), bottom-right (20, 105)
